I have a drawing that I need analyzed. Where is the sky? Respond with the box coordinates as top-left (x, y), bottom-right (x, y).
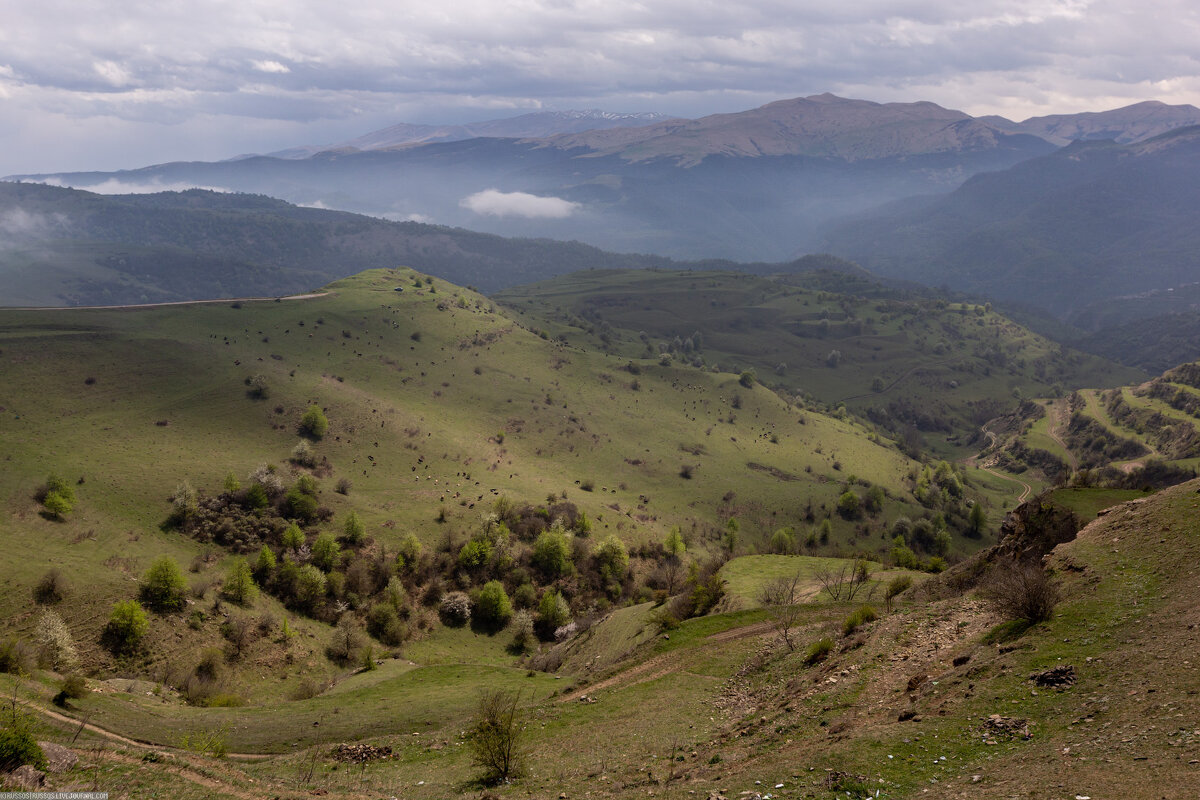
top-left (2, 0), bottom-right (1199, 177)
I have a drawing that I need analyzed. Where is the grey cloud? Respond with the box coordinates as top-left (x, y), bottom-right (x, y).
top-left (1, 0), bottom-right (1199, 174)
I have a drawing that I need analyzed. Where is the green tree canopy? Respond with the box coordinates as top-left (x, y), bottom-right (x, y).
top-left (139, 557), bottom-right (187, 612)
top-left (299, 405), bottom-right (329, 439)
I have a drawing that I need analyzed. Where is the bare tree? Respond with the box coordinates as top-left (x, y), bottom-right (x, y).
top-left (759, 573), bottom-right (805, 651)
top-left (815, 559), bottom-right (874, 602)
top-left (469, 688), bottom-right (526, 784)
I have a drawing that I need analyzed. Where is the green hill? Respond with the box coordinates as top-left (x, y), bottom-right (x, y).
top-left (987, 361), bottom-right (1200, 486)
top-left (0, 267), bottom-right (1030, 775)
top-left (494, 268), bottom-right (1142, 456)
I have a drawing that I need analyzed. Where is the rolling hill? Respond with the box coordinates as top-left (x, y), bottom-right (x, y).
top-left (494, 268), bottom-right (1144, 456)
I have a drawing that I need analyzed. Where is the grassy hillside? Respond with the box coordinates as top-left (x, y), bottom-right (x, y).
top-left (0, 266), bottom-right (1024, 720)
top-left (494, 268), bottom-right (1142, 456)
top-left (986, 361), bottom-right (1200, 486)
top-left (8, 477), bottom-right (1197, 798)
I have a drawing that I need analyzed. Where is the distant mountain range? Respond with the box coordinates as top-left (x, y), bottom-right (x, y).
top-left (8, 94), bottom-right (1069, 261)
top-left (6, 92), bottom-right (1200, 369)
top-left (823, 125), bottom-right (1200, 323)
top-left (254, 109), bottom-right (679, 160)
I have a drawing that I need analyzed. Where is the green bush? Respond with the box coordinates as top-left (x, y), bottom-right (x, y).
top-left (104, 600), bottom-right (149, 654)
top-left (842, 605), bottom-right (878, 636)
top-left (365, 602), bottom-right (407, 646)
top-left (804, 636), bottom-right (835, 665)
top-left (0, 714), bottom-right (47, 772)
top-left (222, 557), bottom-right (258, 606)
top-left (474, 581), bottom-right (513, 628)
top-left (532, 527), bottom-right (573, 579)
top-left (299, 405), bottom-right (329, 439)
top-left (139, 557), bottom-right (187, 612)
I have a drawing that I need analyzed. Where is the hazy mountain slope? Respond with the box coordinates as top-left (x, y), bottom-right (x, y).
top-left (822, 126), bottom-right (1200, 319)
top-left (983, 99), bottom-right (1200, 145)
top-left (547, 93), bottom-right (1050, 165)
top-left (0, 181), bottom-right (698, 304)
top-left (265, 109), bottom-right (678, 159)
top-left (8, 95), bottom-right (1058, 262)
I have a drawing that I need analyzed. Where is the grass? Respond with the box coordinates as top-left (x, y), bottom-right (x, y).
top-left (9, 265), bottom-right (1158, 798)
top-left (495, 268), bottom-right (1143, 458)
top-left (719, 554), bottom-right (923, 607)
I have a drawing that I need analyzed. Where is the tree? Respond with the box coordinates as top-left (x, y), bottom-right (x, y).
top-left (103, 600), bottom-right (148, 654)
top-left (837, 490), bottom-right (861, 519)
top-left (139, 557), bottom-right (187, 612)
top-left (593, 535), bottom-right (629, 597)
top-left (474, 581), bottom-right (513, 629)
top-left (299, 405), bottom-right (329, 439)
top-left (310, 532), bottom-right (341, 572)
top-left (769, 528), bottom-right (794, 554)
top-left (469, 689), bottom-right (526, 784)
top-left (535, 590), bottom-right (570, 639)
top-left (295, 564), bottom-right (326, 612)
top-left (223, 557), bottom-right (258, 606)
top-left (815, 559), bottom-right (872, 601)
top-left (532, 527), bottom-right (572, 579)
top-left (42, 490), bottom-right (73, 519)
top-left (759, 573), bottom-right (803, 651)
top-left (281, 522), bottom-right (304, 552)
top-left (253, 545), bottom-right (276, 581)
top-left (343, 511), bottom-right (366, 545)
top-left (968, 502), bottom-right (988, 537)
top-left (34, 610), bottom-right (78, 670)
top-left (40, 474), bottom-right (75, 519)
top-left (663, 526), bottom-right (686, 558)
top-left (325, 615), bottom-right (366, 665)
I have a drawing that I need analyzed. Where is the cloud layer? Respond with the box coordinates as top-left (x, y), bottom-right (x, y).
top-left (2, 0), bottom-right (1199, 175)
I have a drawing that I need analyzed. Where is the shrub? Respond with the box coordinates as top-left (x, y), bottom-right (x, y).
top-left (507, 610), bottom-right (536, 654)
top-left (842, 605), bottom-right (878, 636)
top-left (439, 591), bottom-right (472, 627)
top-left (290, 439), bottom-right (315, 467)
top-left (299, 405), bottom-right (329, 439)
top-left (53, 674), bottom-right (89, 707)
top-left (885, 574), bottom-right (913, 610)
top-left (32, 568), bottom-right (68, 605)
top-left (0, 638), bottom-right (36, 675)
top-left (325, 616), bottom-right (366, 665)
top-left (468, 689), bottom-right (526, 784)
top-left (0, 713), bottom-right (47, 772)
top-left (474, 581), bottom-right (513, 629)
top-left (804, 636), bottom-right (835, 665)
top-left (104, 600), bottom-right (149, 654)
top-left (222, 557), bottom-right (258, 606)
top-left (531, 527), bottom-right (572, 579)
top-left (984, 561), bottom-right (1060, 624)
top-left (310, 532), bottom-right (341, 572)
top-left (34, 610), bottom-right (78, 671)
top-left (458, 538), bottom-right (493, 571)
top-left (366, 602), bottom-right (407, 646)
top-left (535, 590), bottom-right (571, 640)
top-left (139, 557), bottom-right (187, 612)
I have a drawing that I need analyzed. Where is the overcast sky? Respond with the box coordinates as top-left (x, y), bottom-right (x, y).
top-left (2, 0), bottom-right (1198, 176)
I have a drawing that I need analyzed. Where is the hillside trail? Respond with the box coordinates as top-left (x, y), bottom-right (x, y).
top-left (1045, 399), bottom-right (1079, 471)
top-left (7, 291), bottom-right (331, 312)
top-left (965, 419), bottom-right (1033, 504)
top-left (15, 696), bottom-right (266, 761)
top-left (558, 619), bottom-right (779, 703)
top-left (12, 698), bottom-right (300, 800)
